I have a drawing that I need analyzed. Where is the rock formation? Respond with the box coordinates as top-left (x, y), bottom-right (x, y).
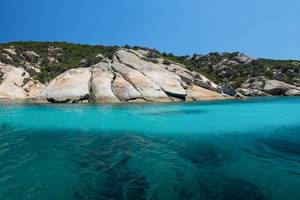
top-left (237, 77), bottom-right (300, 96)
top-left (40, 49), bottom-right (229, 103)
top-left (1, 42), bottom-right (299, 103)
top-left (0, 62), bottom-right (44, 99)
top-left (39, 68), bottom-right (91, 103)
top-left (0, 49), bottom-right (229, 103)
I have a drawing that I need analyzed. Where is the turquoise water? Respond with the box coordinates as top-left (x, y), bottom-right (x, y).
top-left (0, 97), bottom-right (299, 200)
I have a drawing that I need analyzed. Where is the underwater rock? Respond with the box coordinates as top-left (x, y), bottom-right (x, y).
top-left (202, 177), bottom-right (269, 200)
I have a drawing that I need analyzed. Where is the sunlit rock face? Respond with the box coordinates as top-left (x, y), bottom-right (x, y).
top-left (90, 63), bottom-right (119, 103)
top-left (0, 49), bottom-right (228, 103)
top-left (39, 68), bottom-right (91, 103)
top-left (111, 61), bottom-right (170, 102)
top-left (0, 62), bottom-right (44, 99)
top-left (186, 85), bottom-right (226, 101)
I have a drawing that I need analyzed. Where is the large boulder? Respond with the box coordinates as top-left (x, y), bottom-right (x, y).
top-left (116, 49), bottom-right (187, 100)
top-left (23, 51), bottom-right (40, 62)
top-left (90, 63), bottom-right (119, 102)
top-left (194, 73), bottom-right (219, 91)
top-left (39, 68), bottom-right (91, 103)
top-left (0, 53), bottom-right (13, 63)
top-left (48, 46), bottom-right (63, 55)
top-left (233, 53), bottom-right (254, 64)
top-left (238, 78), bottom-right (300, 96)
top-left (237, 77), bottom-right (268, 96)
top-left (112, 74), bottom-right (142, 101)
top-left (218, 84), bottom-right (236, 96)
top-left (263, 80), bottom-right (297, 95)
top-left (236, 88), bottom-right (268, 96)
top-left (285, 89), bottom-right (300, 96)
top-left (186, 85), bottom-right (226, 101)
top-left (0, 62), bottom-right (44, 99)
top-left (112, 61), bottom-right (172, 102)
top-left (3, 47), bottom-right (17, 56)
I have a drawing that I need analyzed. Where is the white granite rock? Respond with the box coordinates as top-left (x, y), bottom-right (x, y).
top-left (112, 74), bottom-right (142, 101)
top-left (112, 61), bottom-right (171, 102)
top-left (186, 85), bottom-right (226, 101)
top-left (263, 80), bottom-right (298, 95)
top-left (39, 68), bottom-right (91, 103)
top-left (90, 63), bottom-right (119, 102)
top-left (116, 49), bottom-right (186, 99)
top-left (0, 62), bottom-right (44, 99)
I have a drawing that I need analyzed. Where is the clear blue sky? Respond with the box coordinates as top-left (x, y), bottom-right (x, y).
top-left (0, 0), bottom-right (299, 59)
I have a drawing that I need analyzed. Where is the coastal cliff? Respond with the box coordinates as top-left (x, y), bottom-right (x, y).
top-left (0, 42), bottom-right (299, 103)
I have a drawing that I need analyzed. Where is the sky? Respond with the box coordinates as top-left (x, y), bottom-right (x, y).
top-left (0, 0), bottom-right (299, 59)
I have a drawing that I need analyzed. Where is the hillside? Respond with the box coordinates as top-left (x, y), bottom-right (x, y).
top-left (0, 41), bottom-right (299, 102)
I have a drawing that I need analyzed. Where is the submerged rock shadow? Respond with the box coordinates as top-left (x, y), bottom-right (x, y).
top-left (198, 176), bottom-right (270, 200)
top-left (73, 133), bottom-right (151, 200)
top-left (249, 125), bottom-right (300, 164)
top-left (0, 123), bottom-right (275, 200)
top-left (141, 109), bottom-right (210, 116)
top-left (153, 136), bottom-right (230, 169)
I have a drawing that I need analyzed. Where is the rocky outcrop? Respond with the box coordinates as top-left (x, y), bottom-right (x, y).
top-left (186, 85), bottom-right (227, 101)
top-left (263, 80), bottom-right (299, 95)
top-left (90, 63), bottom-right (119, 102)
top-left (112, 61), bottom-right (170, 102)
top-left (237, 77), bottom-right (300, 96)
top-left (116, 49), bottom-right (187, 100)
top-left (184, 51), bottom-right (300, 91)
top-left (39, 68), bottom-right (91, 103)
top-left (7, 46), bottom-right (299, 103)
top-left (237, 77), bottom-right (269, 96)
top-left (3, 47), bottom-right (17, 56)
top-left (236, 88), bottom-right (268, 96)
top-left (0, 62), bottom-right (44, 99)
top-left (285, 89), bottom-right (300, 96)
top-left (4, 44), bottom-right (299, 103)
top-left (23, 51), bottom-right (40, 63)
top-left (1, 42), bottom-right (299, 101)
top-left (112, 74), bottom-right (142, 101)
top-left (48, 46), bottom-right (63, 55)
top-left (0, 49), bottom-right (230, 103)
top-left (233, 53), bottom-right (254, 64)
top-left (165, 64), bottom-right (194, 86)
top-left (218, 84), bottom-right (236, 96)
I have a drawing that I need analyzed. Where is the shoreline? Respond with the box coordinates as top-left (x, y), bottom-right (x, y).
top-left (0, 96), bottom-right (235, 105)
top-left (1, 96), bottom-right (297, 106)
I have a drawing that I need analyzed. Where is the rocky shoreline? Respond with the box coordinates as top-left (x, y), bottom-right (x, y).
top-left (0, 43), bottom-right (299, 103)
top-left (0, 49), bottom-right (230, 103)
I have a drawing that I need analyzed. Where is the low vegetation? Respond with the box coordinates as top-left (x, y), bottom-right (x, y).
top-left (159, 52), bottom-right (300, 87)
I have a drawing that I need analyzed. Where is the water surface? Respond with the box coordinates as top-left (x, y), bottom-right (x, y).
top-left (0, 97), bottom-right (300, 200)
